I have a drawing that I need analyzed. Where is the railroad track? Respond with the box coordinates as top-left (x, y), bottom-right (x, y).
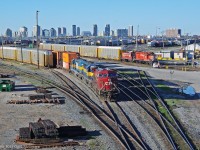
top-left (137, 70), bottom-right (195, 150)
top-left (116, 69), bottom-right (195, 150)
top-left (0, 62), bottom-right (145, 149)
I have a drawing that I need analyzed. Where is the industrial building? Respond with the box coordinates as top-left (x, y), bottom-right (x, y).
top-left (166, 28), bottom-right (181, 38)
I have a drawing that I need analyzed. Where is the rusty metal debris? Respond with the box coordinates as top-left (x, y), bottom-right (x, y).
top-left (7, 98), bottom-right (62, 104)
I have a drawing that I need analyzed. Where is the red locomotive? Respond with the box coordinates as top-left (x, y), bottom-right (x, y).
top-left (121, 51), bottom-right (156, 64)
top-left (70, 58), bottom-right (119, 101)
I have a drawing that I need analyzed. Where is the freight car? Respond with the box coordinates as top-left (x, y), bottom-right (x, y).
top-left (70, 58), bottom-right (119, 100)
top-left (39, 43), bottom-right (123, 60)
top-left (0, 47), bottom-right (53, 67)
top-left (121, 51), bottom-right (156, 64)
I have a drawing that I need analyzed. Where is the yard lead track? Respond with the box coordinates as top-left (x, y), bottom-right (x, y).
top-left (0, 62), bottom-right (129, 149)
top-left (138, 70), bottom-right (195, 150)
top-left (116, 68), bottom-right (194, 149)
top-left (50, 70), bottom-right (146, 150)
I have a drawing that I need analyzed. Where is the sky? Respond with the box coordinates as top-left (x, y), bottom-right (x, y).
top-left (0, 0), bottom-right (199, 36)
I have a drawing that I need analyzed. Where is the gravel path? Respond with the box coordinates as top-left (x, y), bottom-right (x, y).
top-left (0, 60), bottom-right (119, 150)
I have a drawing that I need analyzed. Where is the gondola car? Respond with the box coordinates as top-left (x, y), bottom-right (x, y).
top-left (70, 58), bottom-right (118, 101)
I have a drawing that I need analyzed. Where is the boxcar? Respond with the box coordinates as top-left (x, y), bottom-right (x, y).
top-left (65, 45), bottom-right (80, 53)
top-left (80, 45), bottom-right (98, 58)
top-left (98, 46), bottom-right (122, 60)
top-left (52, 44), bottom-right (65, 51)
top-left (39, 43), bottom-right (52, 50)
top-left (0, 47), bottom-right (53, 67)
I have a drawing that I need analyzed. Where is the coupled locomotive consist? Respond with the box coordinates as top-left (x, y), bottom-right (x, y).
top-left (70, 58), bottom-right (118, 100)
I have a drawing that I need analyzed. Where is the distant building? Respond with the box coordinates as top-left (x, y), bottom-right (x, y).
top-left (62, 27), bottom-right (66, 36)
top-left (13, 31), bottom-right (18, 38)
top-left (58, 27), bottom-right (61, 37)
top-left (98, 31), bottom-right (105, 36)
top-left (82, 31), bottom-right (92, 36)
top-left (33, 25), bottom-right (41, 37)
top-left (5, 28), bottom-right (12, 37)
top-left (116, 29), bottom-right (128, 37)
top-left (77, 27), bottom-right (80, 36)
top-left (72, 25), bottom-right (76, 36)
top-left (111, 30), bottom-right (115, 36)
top-left (42, 29), bottom-right (50, 37)
top-left (50, 28), bottom-right (56, 37)
top-left (166, 28), bottom-right (181, 38)
top-left (93, 24), bottom-right (98, 36)
top-left (19, 26), bottom-right (28, 38)
top-left (105, 24), bottom-right (110, 36)
top-left (128, 25), bottom-right (133, 37)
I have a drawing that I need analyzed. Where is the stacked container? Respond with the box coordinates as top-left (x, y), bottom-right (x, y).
top-left (63, 52), bottom-right (79, 69)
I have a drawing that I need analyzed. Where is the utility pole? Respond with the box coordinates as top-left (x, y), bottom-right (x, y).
top-left (20, 33), bottom-right (23, 63)
top-left (36, 10), bottom-right (39, 69)
top-left (136, 25), bottom-right (139, 50)
top-left (1, 34), bottom-right (4, 59)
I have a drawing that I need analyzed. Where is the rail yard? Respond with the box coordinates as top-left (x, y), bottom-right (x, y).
top-left (0, 45), bottom-right (200, 149)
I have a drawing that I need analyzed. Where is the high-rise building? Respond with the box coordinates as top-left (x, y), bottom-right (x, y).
top-left (77, 27), bottom-right (80, 36)
top-left (72, 25), bottom-right (76, 36)
top-left (105, 24), bottom-right (110, 36)
top-left (50, 28), bottom-right (56, 37)
top-left (128, 25), bottom-right (133, 37)
top-left (93, 24), bottom-right (98, 36)
top-left (58, 27), bottom-right (61, 37)
top-left (166, 28), bottom-right (181, 37)
top-left (81, 31), bottom-right (92, 36)
top-left (33, 25), bottom-right (41, 37)
top-left (42, 29), bottom-right (50, 37)
top-left (13, 31), bottom-right (19, 38)
top-left (19, 26), bottom-right (28, 37)
top-left (5, 28), bottom-right (12, 37)
top-left (116, 29), bottom-right (128, 37)
top-left (111, 30), bottom-right (115, 36)
top-left (62, 27), bottom-right (66, 36)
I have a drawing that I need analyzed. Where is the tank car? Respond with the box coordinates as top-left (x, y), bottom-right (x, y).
top-left (70, 58), bottom-right (118, 101)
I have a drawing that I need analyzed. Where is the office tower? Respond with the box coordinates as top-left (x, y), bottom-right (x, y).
top-left (72, 25), bottom-right (76, 36)
top-left (105, 24), bottom-right (110, 36)
top-left (33, 25), bottom-right (41, 37)
top-left (62, 27), bottom-right (66, 36)
top-left (77, 27), bottom-right (80, 36)
top-left (128, 25), bottom-right (133, 36)
top-left (166, 28), bottom-right (181, 37)
top-left (93, 24), bottom-right (98, 36)
top-left (5, 28), bottom-right (12, 37)
top-left (19, 26), bottom-right (28, 37)
top-left (116, 29), bottom-right (128, 37)
top-left (58, 27), bottom-right (61, 37)
top-left (50, 28), bottom-right (56, 37)
top-left (42, 29), bottom-right (50, 37)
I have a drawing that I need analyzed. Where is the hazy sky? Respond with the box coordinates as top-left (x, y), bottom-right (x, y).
top-left (0, 0), bottom-right (199, 36)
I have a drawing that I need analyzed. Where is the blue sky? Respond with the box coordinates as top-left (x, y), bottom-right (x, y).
top-left (0, 0), bottom-right (199, 36)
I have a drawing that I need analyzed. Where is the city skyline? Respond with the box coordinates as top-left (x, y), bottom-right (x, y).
top-left (0, 0), bottom-right (199, 36)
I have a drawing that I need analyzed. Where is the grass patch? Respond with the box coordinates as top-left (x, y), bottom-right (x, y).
top-left (157, 101), bottom-right (173, 123)
top-left (87, 139), bottom-right (97, 150)
top-left (156, 84), bottom-right (171, 91)
top-left (166, 99), bottom-right (181, 107)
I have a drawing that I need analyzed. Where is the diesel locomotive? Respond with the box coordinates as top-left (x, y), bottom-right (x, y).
top-left (70, 58), bottom-right (119, 101)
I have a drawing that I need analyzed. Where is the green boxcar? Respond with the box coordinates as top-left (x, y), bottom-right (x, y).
top-left (0, 80), bottom-right (15, 92)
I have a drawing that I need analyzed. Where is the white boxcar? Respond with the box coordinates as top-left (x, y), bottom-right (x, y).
top-left (65, 45), bottom-right (80, 53)
top-left (98, 46), bottom-right (121, 60)
top-left (52, 44), bottom-right (65, 51)
top-left (80, 46), bottom-right (98, 57)
top-left (0, 47), bottom-right (16, 60)
top-left (17, 48), bottom-right (31, 63)
top-left (40, 43), bottom-right (52, 50)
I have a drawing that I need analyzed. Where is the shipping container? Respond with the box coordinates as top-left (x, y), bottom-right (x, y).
top-left (80, 46), bottom-right (98, 57)
top-left (98, 46), bottom-right (122, 60)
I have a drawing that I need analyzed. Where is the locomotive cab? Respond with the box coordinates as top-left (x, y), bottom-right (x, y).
top-left (94, 68), bottom-right (118, 100)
